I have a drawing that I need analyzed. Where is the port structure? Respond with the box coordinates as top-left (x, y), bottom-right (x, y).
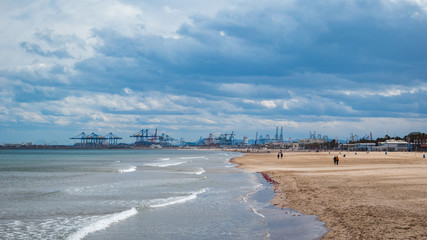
top-left (255, 127), bottom-right (284, 145)
top-left (200, 131), bottom-right (235, 146)
top-left (70, 132), bottom-right (122, 146)
top-left (104, 132), bottom-right (122, 145)
top-left (130, 128), bottom-right (176, 147)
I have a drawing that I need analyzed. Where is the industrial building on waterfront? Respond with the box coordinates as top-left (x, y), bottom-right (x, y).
top-left (70, 132), bottom-right (122, 147)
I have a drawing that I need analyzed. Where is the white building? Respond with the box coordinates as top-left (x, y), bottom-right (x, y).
top-left (354, 143), bottom-right (376, 151)
top-left (376, 139), bottom-right (411, 151)
top-left (298, 138), bottom-right (327, 144)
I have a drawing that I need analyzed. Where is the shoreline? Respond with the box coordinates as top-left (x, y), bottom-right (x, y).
top-left (246, 172), bottom-right (328, 240)
top-left (231, 151), bottom-right (427, 239)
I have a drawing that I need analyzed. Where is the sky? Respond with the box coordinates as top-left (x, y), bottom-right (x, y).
top-left (1, 0), bottom-right (426, 144)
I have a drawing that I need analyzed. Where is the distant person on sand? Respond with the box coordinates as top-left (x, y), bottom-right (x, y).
top-left (280, 151), bottom-right (283, 159)
top-left (333, 156), bottom-right (337, 165)
top-left (277, 153), bottom-right (280, 159)
top-left (336, 156), bottom-right (340, 165)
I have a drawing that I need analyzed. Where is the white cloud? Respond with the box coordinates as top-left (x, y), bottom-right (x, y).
top-left (0, 0), bottom-right (147, 72)
top-left (260, 100), bottom-right (277, 109)
top-left (283, 97), bottom-right (307, 110)
top-left (340, 84), bottom-right (427, 97)
top-left (16, 107), bottom-right (49, 124)
top-left (402, 0), bottom-right (427, 13)
top-left (243, 99), bottom-right (256, 104)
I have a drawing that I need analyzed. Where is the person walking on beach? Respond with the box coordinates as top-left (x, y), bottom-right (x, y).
top-left (280, 151), bottom-right (283, 159)
top-left (336, 155), bottom-right (340, 165)
top-left (333, 156), bottom-right (337, 165)
top-left (277, 152), bottom-right (280, 159)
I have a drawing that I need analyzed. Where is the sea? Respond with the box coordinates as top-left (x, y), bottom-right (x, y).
top-left (0, 149), bottom-right (327, 240)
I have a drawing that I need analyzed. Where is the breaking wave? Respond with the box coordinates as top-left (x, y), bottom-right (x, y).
top-left (145, 161), bottom-right (187, 168)
top-left (179, 156), bottom-right (206, 160)
top-left (147, 188), bottom-right (207, 209)
top-left (185, 168), bottom-right (205, 175)
top-left (117, 166), bottom-right (137, 173)
top-left (193, 168), bottom-right (205, 175)
top-left (250, 207), bottom-right (265, 218)
top-left (67, 208), bottom-right (138, 240)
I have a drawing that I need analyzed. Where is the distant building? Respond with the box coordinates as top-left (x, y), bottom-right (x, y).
top-left (419, 144), bottom-right (427, 151)
top-left (297, 138), bottom-right (327, 150)
top-left (376, 139), bottom-right (411, 151)
top-left (298, 138), bottom-right (327, 144)
top-left (354, 143), bottom-right (376, 151)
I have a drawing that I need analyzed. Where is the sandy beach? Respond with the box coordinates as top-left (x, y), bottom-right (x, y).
top-left (231, 151), bottom-right (427, 239)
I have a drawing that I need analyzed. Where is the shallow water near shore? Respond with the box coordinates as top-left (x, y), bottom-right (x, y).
top-left (0, 149), bottom-right (326, 239)
top-left (248, 175), bottom-right (328, 239)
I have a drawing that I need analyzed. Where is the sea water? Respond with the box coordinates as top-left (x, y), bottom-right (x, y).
top-left (0, 149), bottom-right (326, 240)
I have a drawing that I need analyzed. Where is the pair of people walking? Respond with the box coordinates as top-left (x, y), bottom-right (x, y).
top-left (333, 155), bottom-right (340, 165)
top-left (277, 150), bottom-right (283, 159)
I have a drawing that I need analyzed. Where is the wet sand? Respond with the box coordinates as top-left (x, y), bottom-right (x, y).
top-left (231, 151), bottom-right (427, 239)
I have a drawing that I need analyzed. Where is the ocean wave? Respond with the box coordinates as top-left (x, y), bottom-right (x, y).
top-left (67, 208), bottom-right (138, 240)
top-left (159, 157), bottom-right (170, 161)
top-left (250, 174), bottom-right (265, 190)
top-left (65, 178), bottom-right (201, 195)
top-left (2, 217), bottom-right (80, 240)
top-left (147, 188), bottom-right (207, 209)
top-left (117, 166), bottom-right (137, 173)
top-left (98, 188), bottom-right (208, 208)
top-left (177, 167), bottom-right (206, 175)
top-left (185, 168), bottom-right (205, 175)
top-left (193, 168), bottom-right (206, 175)
top-left (179, 156), bottom-right (206, 160)
top-left (250, 207), bottom-right (265, 218)
top-left (145, 161), bottom-right (187, 168)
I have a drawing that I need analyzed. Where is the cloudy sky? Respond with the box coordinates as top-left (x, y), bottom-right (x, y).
top-left (1, 0), bottom-right (426, 144)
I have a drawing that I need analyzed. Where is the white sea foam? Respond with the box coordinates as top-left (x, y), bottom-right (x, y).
top-left (67, 208), bottom-right (138, 240)
top-left (179, 156), bottom-right (206, 160)
top-left (249, 174), bottom-right (265, 190)
top-left (145, 161), bottom-right (187, 168)
top-left (158, 162), bottom-right (186, 167)
top-left (117, 166), bottom-right (137, 173)
top-left (194, 168), bottom-right (206, 175)
top-left (181, 168), bottom-right (206, 175)
top-left (159, 157), bottom-right (170, 161)
top-left (250, 207), bottom-right (265, 218)
top-left (148, 189), bottom-right (207, 209)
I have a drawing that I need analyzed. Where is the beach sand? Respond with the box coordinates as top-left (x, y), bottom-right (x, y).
top-left (231, 151), bottom-right (427, 239)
